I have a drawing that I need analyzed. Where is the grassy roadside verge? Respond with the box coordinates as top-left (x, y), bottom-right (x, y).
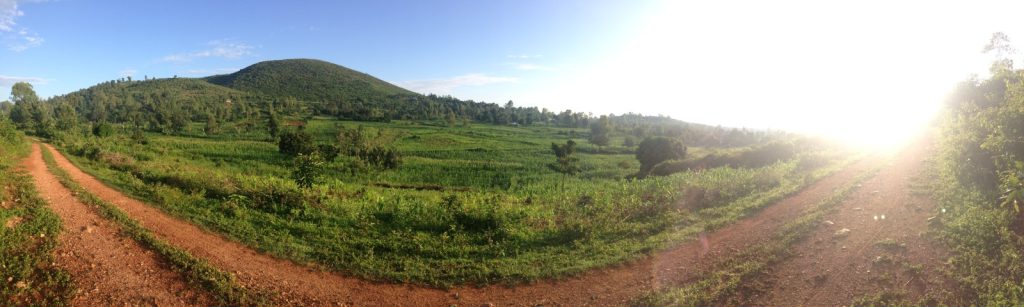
top-left (39, 145), bottom-right (268, 305)
top-left (634, 163), bottom-right (882, 306)
top-left (0, 136), bottom-right (73, 305)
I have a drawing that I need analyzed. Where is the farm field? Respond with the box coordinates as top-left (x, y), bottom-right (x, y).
top-left (5, 3), bottom-right (1024, 303)
top-left (54, 118), bottom-right (854, 286)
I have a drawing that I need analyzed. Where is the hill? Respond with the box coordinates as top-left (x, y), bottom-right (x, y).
top-left (206, 59), bottom-right (417, 102)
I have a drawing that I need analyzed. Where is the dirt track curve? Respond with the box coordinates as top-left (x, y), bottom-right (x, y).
top-left (23, 143), bottom-right (211, 305)
top-left (36, 142), bottom-right (886, 306)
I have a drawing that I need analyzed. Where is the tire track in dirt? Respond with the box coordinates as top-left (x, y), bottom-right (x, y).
top-left (23, 143), bottom-right (211, 305)
top-left (740, 136), bottom-right (959, 305)
top-left (42, 142), bottom-right (879, 306)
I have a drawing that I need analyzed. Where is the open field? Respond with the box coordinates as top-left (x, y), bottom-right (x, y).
top-left (55, 119), bottom-right (851, 286)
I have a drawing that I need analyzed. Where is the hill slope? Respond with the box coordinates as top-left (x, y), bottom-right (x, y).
top-left (206, 59), bottom-right (417, 102)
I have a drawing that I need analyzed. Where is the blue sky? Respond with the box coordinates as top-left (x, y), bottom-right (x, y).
top-left (1, 0), bottom-right (656, 103)
top-left (2, 0), bottom-right (1024, 146)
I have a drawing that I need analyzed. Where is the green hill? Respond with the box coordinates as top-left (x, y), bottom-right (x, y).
top-left (206, 59), bottom-right (417, 102)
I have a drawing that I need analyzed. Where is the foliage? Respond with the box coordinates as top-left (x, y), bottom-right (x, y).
top-left (56, 118), bottom-right (848, 287)
top-left (278, 128), bottom-right (316, 156)
top-left (93, 122), bottom-right (114, 137)
top-left (589, 115), bottom-right (611, 148)
top-left (636, 136), bottom-right (687, 176)
top-left (291, 152), bottom-right (325, 189)
top-left (549, 139), bottom-right (580, 175)
top-left (934, 38), bottom-right (1024, 304)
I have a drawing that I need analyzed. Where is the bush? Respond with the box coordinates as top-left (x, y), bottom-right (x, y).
top-left (278, 129), bottom-right (315, 156)
top-left (93, 122), bottom-right (114, 137)
top-left (636, 137), bottom-right (686, 177)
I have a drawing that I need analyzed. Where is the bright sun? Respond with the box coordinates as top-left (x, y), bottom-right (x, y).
top-left (526, 0), bottom-right (996, 151)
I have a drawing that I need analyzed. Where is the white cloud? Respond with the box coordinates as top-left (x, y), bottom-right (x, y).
top-left (118, 68), bottom-right (137, 78)
top-left (0, 75), bottom-right (47, 87)
top-left (1, 0), bottom-right (44, 51)
top-left (0, 0), bottom-right (22, 32)
top-left (161, 40), bottom-right (254, 62)
top-left (398, 73), bottom-right (517, 94)
top-left (514, 63), bottom-right (554, 71)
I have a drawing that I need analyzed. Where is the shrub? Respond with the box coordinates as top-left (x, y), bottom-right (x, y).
top-left (636, 137), bottom-right (686, 177)
top-left (93, 122), bottom-right (114, 137)
top-left (278, 129), bottom-right (315, 156)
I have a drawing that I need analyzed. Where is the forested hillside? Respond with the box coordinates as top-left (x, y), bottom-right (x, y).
top-left (13, 59), bottom-right (779, 148)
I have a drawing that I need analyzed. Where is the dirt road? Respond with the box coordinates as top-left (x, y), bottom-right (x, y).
top-left (740, 137), bottom-right (958, 305)
top-left (23, 143), bottom-right (211, 305)
top-left (36, 142), bottom-right (887, 306)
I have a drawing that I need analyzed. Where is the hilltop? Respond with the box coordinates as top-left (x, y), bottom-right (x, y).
top-left (207, 59), bottom-right (418, 102)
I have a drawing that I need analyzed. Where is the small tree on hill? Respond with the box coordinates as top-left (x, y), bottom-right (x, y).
top-left (291, 152), bottom-right (324, 189)
top-left (549, 139), bottom-right (580, 175)
top-left (636, 136), bottom-right (686, 176)
top-left (278, 129), bottom-right (316, 156)
top-left (589, 115), bottom-right (611, 149)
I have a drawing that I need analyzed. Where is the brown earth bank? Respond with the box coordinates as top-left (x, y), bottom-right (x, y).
top-left (40, 142), bottom-right (879, 306)
top-left (22, 143), bottom-right (212, 306)
top-left (737, 136), bottom-right (960, 306)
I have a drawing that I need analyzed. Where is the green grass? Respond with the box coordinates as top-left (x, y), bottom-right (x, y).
top-left (56, 119), bottom-right (855, 287)
top-left (0, 132), bottom-right (74, 304)
top-left (634, 164), bottom-right (880, 306)
top-left (39, 146), bottom-right (267, 305)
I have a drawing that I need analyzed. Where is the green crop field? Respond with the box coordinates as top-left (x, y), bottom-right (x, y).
top-left (55, 118), bottom-right (853, 287)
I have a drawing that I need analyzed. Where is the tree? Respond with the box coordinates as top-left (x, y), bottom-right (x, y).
top-left (636, 136), bottom-right (687, 176)
top-left (278, 129), bottom-right (315, 156)
top-left (267, 108), bottom-right (281, 138)
top-left (291, 152), bottom-right (324, 189)
top-left (549, 140), bottom-right (579, 175)
top-left (55, 102), bottom-right (78, 130)
top-left (204, 114), bottom-right (220, 136)
top-left (589, 115), bottom-right (611, 148)
top-left (9, 82), bottom-right (39, 130)
top-left (445, 109), bottom-right (457, 127)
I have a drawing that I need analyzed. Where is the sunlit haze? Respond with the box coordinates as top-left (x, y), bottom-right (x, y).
top-left (2, 0), bottom-right (1022, 147)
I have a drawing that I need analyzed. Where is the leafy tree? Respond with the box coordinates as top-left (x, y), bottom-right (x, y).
top-left (589, 115), bottom-right (611, 148)
top-left (267, 108), bottom-right (281, 138)
top-left (549, 140), bottom-right (579, 175)
top-left (445, 109), bottom-right (457, 127)
top-left (291, 152), bottom-right (324, 189)
top-left (55, 101), bottom-right (78, 130)
top-left (278, 129), bottom-right (316, 156)
top-left (93, 122), bottom-right (114, 137)
top-left (636, 136), bottom-right (687, 176)
top-left (204, 114), bottom-right (220, 136)
top-left (9, 82), bottom-right (39, 130)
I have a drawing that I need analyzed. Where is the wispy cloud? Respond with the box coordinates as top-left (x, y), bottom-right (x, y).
top-left (2, 0), bottom-right (44, 51)
top-left (0, 74), bottom-right (48, 87)
top-left (507, 54), bottom-right (542, 60)
top-left (398, 73), bottom-right (517, 94)
top-left (118, 68), bottom-right (137, 78)
top-left (161, 40), bottom-right (254, 62)
top-left (514, 63), bottom-right (555, 71)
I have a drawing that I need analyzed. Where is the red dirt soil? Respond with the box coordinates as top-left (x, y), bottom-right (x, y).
top-left (741, 136), bottom-right (959, 305)
top-left (38, 142), bottom-right (882, 306)
top-left (23, 143), bottom-right (211, 305)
